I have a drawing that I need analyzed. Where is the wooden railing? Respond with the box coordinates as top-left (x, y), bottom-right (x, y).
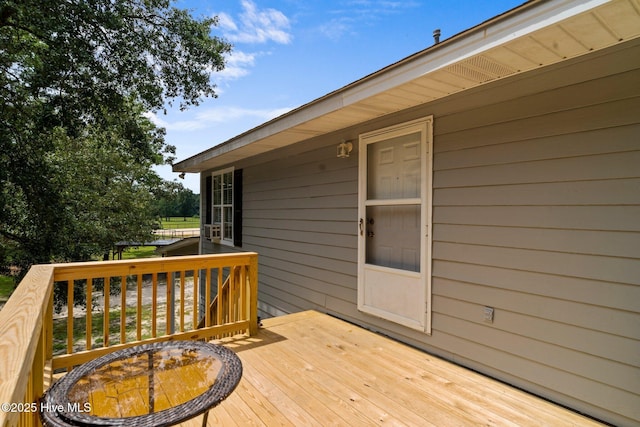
top-left (0, 253), bottom-right (258, 427)
top-left (153, 228), bottom-right (200, 239)
top-left (198, 265), bottom-right (242, 329)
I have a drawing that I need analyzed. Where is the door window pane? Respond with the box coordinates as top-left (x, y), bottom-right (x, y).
top-left (367, 132), bottom-right (421, 200)
top-left (365, 205), bottom-right (420, 272)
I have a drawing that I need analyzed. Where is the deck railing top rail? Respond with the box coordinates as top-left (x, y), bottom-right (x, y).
top-left (51, 252), bottom-right (256, 280)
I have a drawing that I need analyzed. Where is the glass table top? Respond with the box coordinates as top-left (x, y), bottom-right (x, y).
top-left (41, 341), bottom-right (242, 427)
top-left (67, 347), bottom-right (223, 418)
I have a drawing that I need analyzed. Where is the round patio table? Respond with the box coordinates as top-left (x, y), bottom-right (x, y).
top-left (40, 340), bottom-right (242, 427)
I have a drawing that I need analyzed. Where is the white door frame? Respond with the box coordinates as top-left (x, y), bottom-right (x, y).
top-left (357, 116), bottom-right (433, 334)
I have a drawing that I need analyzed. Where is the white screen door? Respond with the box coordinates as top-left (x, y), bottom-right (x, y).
top-left (358, 117), bottom-right (432, 332)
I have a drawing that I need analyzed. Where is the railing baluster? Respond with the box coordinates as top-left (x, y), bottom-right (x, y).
top-left (230, 267), bottom-right (236, 323)
top-left (136, 274), bottom-right (142, 341)
top-left (86, 277), bottom-right (92, 351)
top-left (120, 275), bottom-right (126, 344)
top-left (151, 273), bottom-right (157, 338)
top-left (67, 280), bottom-right (74, 354)
top-left (32, 314), bottom-right (44, 404)
top-left (179, 271), bottom-right (185, 332)
top-left (217, 268), bottom-right (223, 327)
top-left (46, 286), bottom-right (54, 364)
top-left (103, 276), bottom-right (110, 347)
top-left (165, 271), bottom-right (174, 335)
top-left (23, 377), bottom-right (34, 426)
top-left (192, 269), bottom-right (198, 330)
top-left (205, 269), bottom-right (211, 328)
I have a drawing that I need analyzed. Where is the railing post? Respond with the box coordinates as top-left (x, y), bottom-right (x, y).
top-left (0, 265), bottom-right (54, 427)
top-left (249, 254), bottom-right (259, 336)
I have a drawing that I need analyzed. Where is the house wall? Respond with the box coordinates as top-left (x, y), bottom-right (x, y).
top-left (202, 40), bottom-right (640, 426)
top-left (235, 138), bottom-right (359, 318)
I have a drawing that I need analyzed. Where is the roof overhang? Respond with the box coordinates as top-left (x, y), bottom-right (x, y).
top-left (174, 0), bottom-right (640, 173)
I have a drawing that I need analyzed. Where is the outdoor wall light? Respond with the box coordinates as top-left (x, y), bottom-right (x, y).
top-left (337, 141), bottom-right (353, 158)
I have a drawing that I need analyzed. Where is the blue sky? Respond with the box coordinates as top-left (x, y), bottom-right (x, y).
top-left (151, 0), bottom-right (525, 191)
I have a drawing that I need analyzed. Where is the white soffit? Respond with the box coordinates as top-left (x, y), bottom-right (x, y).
top-left (175, 0), bottom-right (640, 172)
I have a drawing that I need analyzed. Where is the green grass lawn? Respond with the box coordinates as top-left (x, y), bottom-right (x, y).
top-left (160, 216), bottom-right (199, 229)
top-left (0, 275), bottom-right (15, 302)
top-left (121, 246), bottom-right (158, 259)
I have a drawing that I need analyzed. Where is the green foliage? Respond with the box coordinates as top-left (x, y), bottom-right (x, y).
top-left (0, 275), bottom-right (14, 301)
top-left (153, 181), bottom-right (200, 220)
top-left (0, 0), bottom-right (231, 274)
top-left (160, 217), bottom-right (200, 229)
top-left (49, 116), bottom-right (162, 259)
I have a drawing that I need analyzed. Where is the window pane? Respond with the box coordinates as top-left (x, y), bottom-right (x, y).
top-left (223, 206), bottom-right (233, 239)
top-left (211, 169), bottom-right (236, 245)
top-left (213, 175), bottom-right (221, 205)
top-left (367, 132), bottom-right (421, 200)
top-left (223, 172), bottom-right (233, 204)
top-left (213, 207), bottom-right (221, 224)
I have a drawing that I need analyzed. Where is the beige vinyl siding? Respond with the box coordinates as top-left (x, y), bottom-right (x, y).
top-left (239, 143), bottom-right (358, 317)
top-left (424, 44), bottom-right (640, 426)
top-left (202, 40), bottom-right (639, 426)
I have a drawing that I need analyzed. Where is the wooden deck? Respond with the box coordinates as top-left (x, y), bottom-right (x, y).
top-left (181, 310), bottom-right (602, 426)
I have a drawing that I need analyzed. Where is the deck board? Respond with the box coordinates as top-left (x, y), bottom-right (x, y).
top-left (179, 310), bottom-right (602, 426)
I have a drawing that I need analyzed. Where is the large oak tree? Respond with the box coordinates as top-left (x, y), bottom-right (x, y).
top-left (0, 0), bottom-right (231, 272)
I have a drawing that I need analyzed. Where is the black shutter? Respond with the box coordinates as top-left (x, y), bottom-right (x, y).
top-left (233, 169), bottom-right (243, 247)
top-left (204, 175), bottom-right (212, 226)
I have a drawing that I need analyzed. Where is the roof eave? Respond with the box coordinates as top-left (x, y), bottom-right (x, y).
top-left (174, 0), bottom-right (638, 173)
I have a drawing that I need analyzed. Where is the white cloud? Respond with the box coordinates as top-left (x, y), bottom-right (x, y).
top-left (215, 50), bottom-right (258, 80)
top-left (219, 0), bottom-right (292, 45)
top-left (145, 106), bottom-right (293, 132)
top-left (217, 12), bottom-right (237, 32)
top-left (196, 106), bottom-right (292, 124)
top-left (318, 17), bottom-right (354, 41)
top-left (144, 112), bottom-right (201, 132)
top-left (211, 2), bottom-right (291, 83)
top-left (318, 0), bottom-right (420, 40)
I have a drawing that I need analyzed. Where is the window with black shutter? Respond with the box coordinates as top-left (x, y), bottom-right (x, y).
top-left (209, 168), bottom-right (242, 247)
